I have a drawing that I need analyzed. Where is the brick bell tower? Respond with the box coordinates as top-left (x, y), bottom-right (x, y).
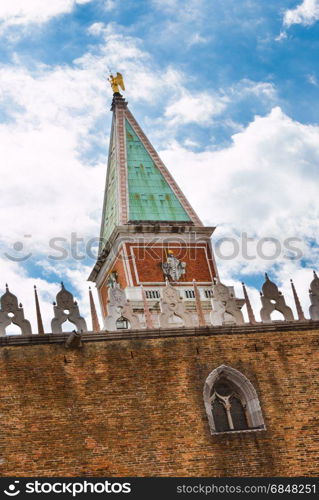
top-left (89, 74), bottom-right (219, 329)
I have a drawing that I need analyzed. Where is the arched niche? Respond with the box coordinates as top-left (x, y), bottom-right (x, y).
top-left (203, 365), bottom-right (266, 435)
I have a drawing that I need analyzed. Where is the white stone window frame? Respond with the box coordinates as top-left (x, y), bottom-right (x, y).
top-left (145, 289), bottom-right (160, 299)
top-left (203, 364), bottom-right (266, 435)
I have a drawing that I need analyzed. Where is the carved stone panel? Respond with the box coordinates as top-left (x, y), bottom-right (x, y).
top-left (159, 280), bottom-right (192, 328)
top-left (210, 279), bottom-right (244, 326)
top-left (103, 283), bottom-right (141, 331)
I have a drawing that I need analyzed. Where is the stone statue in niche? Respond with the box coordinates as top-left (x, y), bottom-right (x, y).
top-left (51, 282), bottom-right (87, 333)
top-left (103, 283), bottom-right (141, 331)
top-left (159, 280), bottom-right (192, 328)
top-left (309, 270), bottom-right (319, 320)
top-left (107, 271), bottom-right (118, 288)
top-left (161, 250), bottom-right (186, 281)
top-left (260, 273), bottom-right (294, 322)
top-left (0, 285), bottom-right (32, 336)
top-left (210, 278), bottom-right (245, 326)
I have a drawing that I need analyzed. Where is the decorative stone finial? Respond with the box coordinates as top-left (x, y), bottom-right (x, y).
top-left (51, 284), bottom-right (87, 333)
top-left (0, 287), bottom-right (32, 336)
top-left (261, 274), bottom-right (281, 299)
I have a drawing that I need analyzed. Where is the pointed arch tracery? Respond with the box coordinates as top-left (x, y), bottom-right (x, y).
top-left (203, 365), bottom-right (266, 434)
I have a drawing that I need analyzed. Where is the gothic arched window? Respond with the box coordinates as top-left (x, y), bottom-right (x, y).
top-left (203, 365), bottom-right (266, 435)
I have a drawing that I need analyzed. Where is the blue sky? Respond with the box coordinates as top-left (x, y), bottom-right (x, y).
top-left (0, 0), bottom-right (318, 329)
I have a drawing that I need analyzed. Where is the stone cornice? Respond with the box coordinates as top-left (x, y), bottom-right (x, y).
top-left (0, 320), bottom-right (318, 347)
top-left (89, 224), bottom-right (216, 282)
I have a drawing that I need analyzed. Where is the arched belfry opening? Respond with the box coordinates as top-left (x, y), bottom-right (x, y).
top-left (203, 365), bottom-right (266, 434)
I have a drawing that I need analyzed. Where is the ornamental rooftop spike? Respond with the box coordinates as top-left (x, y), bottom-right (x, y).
top-left (290, 278), bottom-right (306, 321)
top-left (242, 282), bottom-right (257, 325)
top-left (34, 285), bottom-right (45, 335)
top-left (89, 287), bottom-right (101, 332)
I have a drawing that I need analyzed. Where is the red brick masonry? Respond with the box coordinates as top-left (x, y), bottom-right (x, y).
top-left (0, 321), bottom-right (318, 477)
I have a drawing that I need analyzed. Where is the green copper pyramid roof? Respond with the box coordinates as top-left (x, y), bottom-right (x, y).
top-left (100, 125), bottom-right (119, 244)
top-left (126, 120), bottom-right (191, 222)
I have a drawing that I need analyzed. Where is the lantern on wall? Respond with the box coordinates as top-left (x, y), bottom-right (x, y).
top-left (116, 316), bottom-right (129, 329)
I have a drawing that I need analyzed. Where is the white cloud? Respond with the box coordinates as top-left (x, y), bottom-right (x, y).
top-left (183, 138), bottom-right (200, 148)
top-left (84, 23), bottom-right (189, 103)
top-left (229, 79), bottom-right (277, 101)
top-left (165, 92), bottom-right (228, 126)
top-left (0, 0), bottom-right (92, 28)
top-left (186, 32), bottom-right (209, 47)
top-left (88, 22), bottom-right (106, 36)
top-left (275, 31), bottom-right (288, 41)
top-left (86, 24), bottom-right (276, 116)
top-left (0, 63), bottom-right (108, 250)
top-left (159, 107), bottom-right (319, 283)
top-left (151, 0), bottom-right (179, 9)
top-left (103, 0), bottom-right (116, 11)
top-left (283, 0), bottom-right (319, 27)
top-left (151, 0), bottom-right (198, 13)
top-left (0, 24), bottom-right (202, 323)
top-left (307, 73), bottom-right (318, 85)
top-left (162, 79), bottom-right (276, 128)
top-left (158, 106), bottom-right (319, 315)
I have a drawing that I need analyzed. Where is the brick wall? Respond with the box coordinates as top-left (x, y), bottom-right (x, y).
top-left (0, 324), bottom-right (318, 477)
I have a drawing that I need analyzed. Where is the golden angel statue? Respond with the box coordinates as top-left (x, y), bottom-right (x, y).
top-left (108, 72), bottom-right (125, 94)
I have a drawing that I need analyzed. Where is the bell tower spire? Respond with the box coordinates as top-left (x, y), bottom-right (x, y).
top-left (89, 75), bottom-right (218, 329)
